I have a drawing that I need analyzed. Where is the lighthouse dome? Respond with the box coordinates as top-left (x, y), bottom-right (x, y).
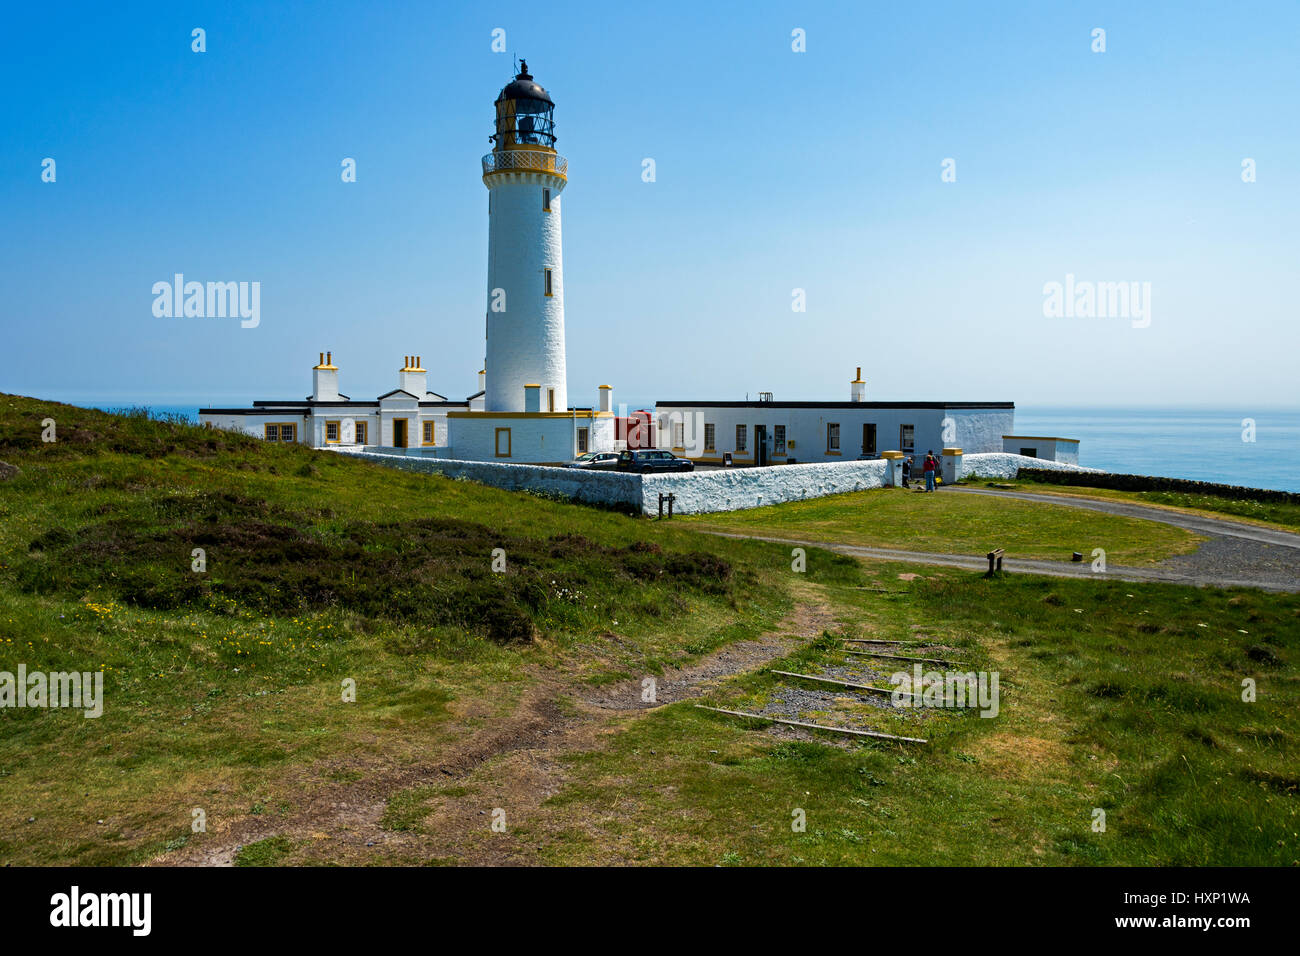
top-left (497, 63), bottom-right (554, 106)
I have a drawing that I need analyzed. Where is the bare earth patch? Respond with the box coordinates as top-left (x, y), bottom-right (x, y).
top-left (153, 596), bottom-right (841, 867)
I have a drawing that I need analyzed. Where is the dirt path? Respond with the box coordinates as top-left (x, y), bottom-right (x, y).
top-left (153, 595), bottom-right (840, 867)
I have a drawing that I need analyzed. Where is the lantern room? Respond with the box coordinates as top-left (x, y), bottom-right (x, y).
top-left (491, 61), bottom-right (556, 149)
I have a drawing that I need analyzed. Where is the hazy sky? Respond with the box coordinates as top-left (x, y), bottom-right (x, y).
top-left (3, 1), bottom-right (1297, 409)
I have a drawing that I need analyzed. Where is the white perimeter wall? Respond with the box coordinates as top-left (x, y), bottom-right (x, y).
top-left (350, 450), bottom-right (1097, 515)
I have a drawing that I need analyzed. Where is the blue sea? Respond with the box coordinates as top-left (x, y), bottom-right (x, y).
top-left (1015, 408), bottom-right (1300, 494)
top-left (84, 403), bottom-right (1300, 494)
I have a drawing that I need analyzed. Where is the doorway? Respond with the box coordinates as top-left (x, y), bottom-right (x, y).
top-left (393, 419), bottom-right (408, 448)
top-left (862, 423), bottom-right (877, 457)
top-left (755, 425), bottom-right (768, 467)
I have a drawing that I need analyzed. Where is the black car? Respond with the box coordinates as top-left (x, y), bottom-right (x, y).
top-left (567, 452), bottom-right (620, 470)
top-left (616, 449), bottom-right (694, 473)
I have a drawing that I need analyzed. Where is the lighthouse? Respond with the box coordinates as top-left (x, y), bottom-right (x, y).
top-left (482, 61), bottom-right (568, 414)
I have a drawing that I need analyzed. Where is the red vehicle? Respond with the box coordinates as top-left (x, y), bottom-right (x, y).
top-left (615, 410), bottom-right (655, 449)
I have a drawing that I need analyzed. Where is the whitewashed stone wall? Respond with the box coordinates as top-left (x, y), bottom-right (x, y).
top-left (960, 452), bottom-right (1102, 479)
top-left (354, 450), bottom-right (642, 509)
top-left (641, 459), bottom-right (889, 513)
top-left (351, 450), bottom-right (1099, 516)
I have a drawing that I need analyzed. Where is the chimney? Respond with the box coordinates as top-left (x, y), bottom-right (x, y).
top-left (312, 351), bottom-right (339, 402)
top-left (398, 354), bottom-right (427, 398)
top-left (477, 368), bottom-right (486, 393)
top-left (598, 385), bottom-right (612, 413)
top-left (851, 366), bottom-right (866, 403)
top-left (523, 383), bottom-right (541, 413)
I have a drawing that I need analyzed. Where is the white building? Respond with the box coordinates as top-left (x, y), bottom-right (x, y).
top-left (445, 60), bottom-right (615, 464)
top-left (655, 368), bottom-right (1016, 468)
top-left (199, 352), bottom-right (483, 449)
top-left (1002, 435), bottom-right (1080, 465)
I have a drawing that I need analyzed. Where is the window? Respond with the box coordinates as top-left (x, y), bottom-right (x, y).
top-left (774, 425), bottom-right (786, 454)
top-left (900, 424), bottom-right (915, 454)
top-left (862, 423), bottom-right (876, 456)
top-left (577, 427), bottom-right (589, 453)
top-left (325, 420), bottom-right (340, 443)
top-left (544, 269), bottom-right (553, 297)
top-left (673, 421), bottom-right (685, 448)
top-left (542, 188), bottom-right (551, 211)
top-left (264, 422), bottom-right (296, 442)
top-left (736, 424), bottom-right (747, 453)
top-left (1020, 447), bottom-right (1038, 458)
top-left (355, 421), bottom-right (368, 444)
top-left (547, 388), bottom-right (555, 412)
top-left (827, 423), bottom-right (840, 452)
top-left (704, 423), bottom-right (716, 451)
top-left (423, 421), bottom-right (435, 445)
top-left (495, 427), bottom-right (511, 457)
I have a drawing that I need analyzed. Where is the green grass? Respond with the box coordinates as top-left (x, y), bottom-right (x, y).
top-left (234, 835), bottom-right (298, 866)
top-left (992, 479), bottom-right (1300, 531)
top-left (1, 395), bottom-right (1295, 867)
top-left (537, 569), bottom-right (1300, 866)
top-left (0, 395), bottom-right (803, 864)
top-left (682, 485), bottom-right (1203, 565)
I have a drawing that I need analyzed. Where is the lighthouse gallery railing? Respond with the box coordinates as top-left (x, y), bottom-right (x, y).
top-left (481, 150), bottom-right (568, 177)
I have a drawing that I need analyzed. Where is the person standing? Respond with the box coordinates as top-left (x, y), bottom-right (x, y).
top-left (923, 450), bottom-right (937, 492)
top-left (902, 456), bottom-right (911, 488)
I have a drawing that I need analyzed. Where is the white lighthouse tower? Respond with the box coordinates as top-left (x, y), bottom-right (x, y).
top-left (483, 61), bottom-right (568, 414)
top-left (444, 62), bottom-right (613, 463)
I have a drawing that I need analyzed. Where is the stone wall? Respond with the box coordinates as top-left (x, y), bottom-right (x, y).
top-left (641, 459), bottom-right (888, 513)
top-left (352, 450), bottom-right (643, 509)
top-left (959, 453), bottom-right (1103, 480)
top-left (351, 450), bottom-right (1098, 515)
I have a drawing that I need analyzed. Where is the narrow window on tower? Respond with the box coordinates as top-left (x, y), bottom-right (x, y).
top-left (542, 188), bottom-right (551, 211)
top-left (547, 388), bottom-right (555, 412)
top-left (544, 269), bottom-right (553, 297)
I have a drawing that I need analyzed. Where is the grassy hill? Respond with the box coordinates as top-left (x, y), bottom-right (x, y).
top-left (0, 395), bottom-right (1295, 866)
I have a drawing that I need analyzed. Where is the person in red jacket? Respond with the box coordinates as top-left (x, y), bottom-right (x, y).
top-left (923, 450), bottom-right (937, 492)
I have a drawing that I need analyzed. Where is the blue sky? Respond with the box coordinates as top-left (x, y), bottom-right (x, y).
top-left (2, 0), bottom-right (1297, 409)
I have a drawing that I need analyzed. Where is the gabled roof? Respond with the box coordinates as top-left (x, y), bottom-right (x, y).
top-left (377, 388), bottom-right (420, 401)
top-left (466, 390), bottom-right (485, 400)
